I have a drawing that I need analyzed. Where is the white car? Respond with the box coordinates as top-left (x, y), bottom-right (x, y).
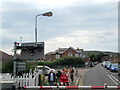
top-left (102, 61), bottom-right (111, 68)
top-left (36, 66), bottom-right (56, 75)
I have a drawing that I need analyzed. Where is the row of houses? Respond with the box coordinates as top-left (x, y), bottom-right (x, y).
top-left (45, 47), bottom-right (89, 61)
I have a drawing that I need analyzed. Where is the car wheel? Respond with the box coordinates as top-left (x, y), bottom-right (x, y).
top-left (110, 69), bottom-right (113, 72)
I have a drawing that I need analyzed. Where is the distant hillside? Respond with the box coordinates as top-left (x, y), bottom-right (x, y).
top-left (0, 51), bottom-right (13, 64)
top-left (84, 50), bottom-right (118, 55)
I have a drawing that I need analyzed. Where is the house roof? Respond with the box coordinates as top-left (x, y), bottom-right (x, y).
top-left (75, 48), bottom-right (83, 53)
top-left (45, 47), bottom-right (84, 55)
top-left (55, 48), bottom-right (68, 54)
top-left (55, 47), bottom-right (81, 54)
top-left (45, 51), bottom-right (55, 55)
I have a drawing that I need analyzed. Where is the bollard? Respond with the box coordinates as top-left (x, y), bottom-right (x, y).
top-left (38, 74), bottom-right (41, 86)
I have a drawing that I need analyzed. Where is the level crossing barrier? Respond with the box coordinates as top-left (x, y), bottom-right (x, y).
top-left (24, 86), bottom-right (120, 89)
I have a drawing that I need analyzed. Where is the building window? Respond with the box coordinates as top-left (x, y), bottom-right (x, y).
top-left (68, 53), bottom-right (73, 57)
top-left (56, 54), bottom-right (60, 59)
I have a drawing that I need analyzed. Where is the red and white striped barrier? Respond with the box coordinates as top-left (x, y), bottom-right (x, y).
top-left (24, 86), bottom-right (120, 89)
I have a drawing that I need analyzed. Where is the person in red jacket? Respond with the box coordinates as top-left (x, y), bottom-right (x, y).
top-left (60, 72), bottom-right (69, 86)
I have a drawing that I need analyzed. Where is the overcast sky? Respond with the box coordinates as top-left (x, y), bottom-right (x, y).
top-left (1, 0), bottom-right (119, 55)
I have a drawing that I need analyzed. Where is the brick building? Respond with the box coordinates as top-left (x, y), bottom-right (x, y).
top-left (45, 47), bottom-right (85, 61)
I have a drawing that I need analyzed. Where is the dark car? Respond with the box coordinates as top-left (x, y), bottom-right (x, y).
top-left (109, 63), bottom-right (118, 72)
top-left (90, 62), bottom-right (94, 67)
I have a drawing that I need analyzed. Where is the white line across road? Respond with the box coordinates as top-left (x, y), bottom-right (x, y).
top-left (107, 75), bottom-right (118, 85)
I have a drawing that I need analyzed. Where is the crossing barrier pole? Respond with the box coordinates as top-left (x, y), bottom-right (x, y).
top-left (24, 86), bottom-right (120, 89)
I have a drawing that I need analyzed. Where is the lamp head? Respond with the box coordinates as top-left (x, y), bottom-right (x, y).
top-left (42, 12), bottom-right (53, 17)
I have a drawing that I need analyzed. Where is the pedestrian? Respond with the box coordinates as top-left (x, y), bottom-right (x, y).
top-left (69, 67), bottom-right (75, 84)
top-left (48, 70), bottom-right (56, 86)
top-left (64, 67), bottom-right (68, 73)
top-left (60, 72), bottom-right (69, 86)
top-left (62, 67), bottom-right (69, 77)
top-left (56, 71), bottom-right (62, 79)
top-left (56, 71), bottom-right (62, 85)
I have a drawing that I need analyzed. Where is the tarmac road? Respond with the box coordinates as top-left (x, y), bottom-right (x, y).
top-left (83, 63), bottom-right (119, 90)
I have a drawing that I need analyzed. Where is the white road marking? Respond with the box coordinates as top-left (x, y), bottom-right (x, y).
top-left (105, 71), bottom-right (108, 74)
top-left (111, 75), bottom-right (119, 83)
top-left (108, 75), bottom-right (118, 85)
top-left (101, 65), bottom-right (119, 85)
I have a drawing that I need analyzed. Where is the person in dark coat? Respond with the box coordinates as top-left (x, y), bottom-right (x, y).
top-left (56, 71), bottom-right (61, 79)
top-left (48, 70), bottom-right (56, 86)
top-left (56, 71), bottom-right (62, 83)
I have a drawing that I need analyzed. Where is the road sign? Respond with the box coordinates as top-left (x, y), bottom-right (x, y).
top-left (16, 62), bottom-right (26, 70)
top-left (20, 42), bottom-right (44, 60)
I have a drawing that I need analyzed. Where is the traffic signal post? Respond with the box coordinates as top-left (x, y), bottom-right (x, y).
top-left (13, 42), bottom-right (17, 78)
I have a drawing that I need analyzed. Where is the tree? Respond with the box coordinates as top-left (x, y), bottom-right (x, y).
top-left (2, 61), bottom-right (13, 73)
top-left (90, 54), bottom-right (96, 62)
top-left (89, 52), bottom-right (107, 62)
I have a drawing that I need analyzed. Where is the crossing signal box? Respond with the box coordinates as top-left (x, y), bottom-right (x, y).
top-left (20, 42), bottom-right (44, 60)
top-left (16, 62), bottom-right (26, 70)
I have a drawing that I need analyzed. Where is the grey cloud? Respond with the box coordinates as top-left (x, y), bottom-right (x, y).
top-left (2, 2), bottom-right (118, 53)
top-left (2, 2), bottom-right (117, 36)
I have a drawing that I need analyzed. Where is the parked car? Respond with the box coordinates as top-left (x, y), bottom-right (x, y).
top-left (109, 63), bottom-right (118, 72)
top-left (102, 61), bottom-right (111, 68)
top-left (90, 62), bottom-right (94, 67)
top-left (102, 61), bottom-right (106, 66)
top-left (36, 66), bottom-right (56, 75)
top-left (94, 62), bottom-right (98, 65)
top-left (106, 62), bottom-right (112, 70)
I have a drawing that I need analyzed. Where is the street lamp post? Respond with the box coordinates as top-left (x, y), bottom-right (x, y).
top-left (35, 12), bottom-right (53, 45)
top-left (34, 12), bottom-right (53, 84)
